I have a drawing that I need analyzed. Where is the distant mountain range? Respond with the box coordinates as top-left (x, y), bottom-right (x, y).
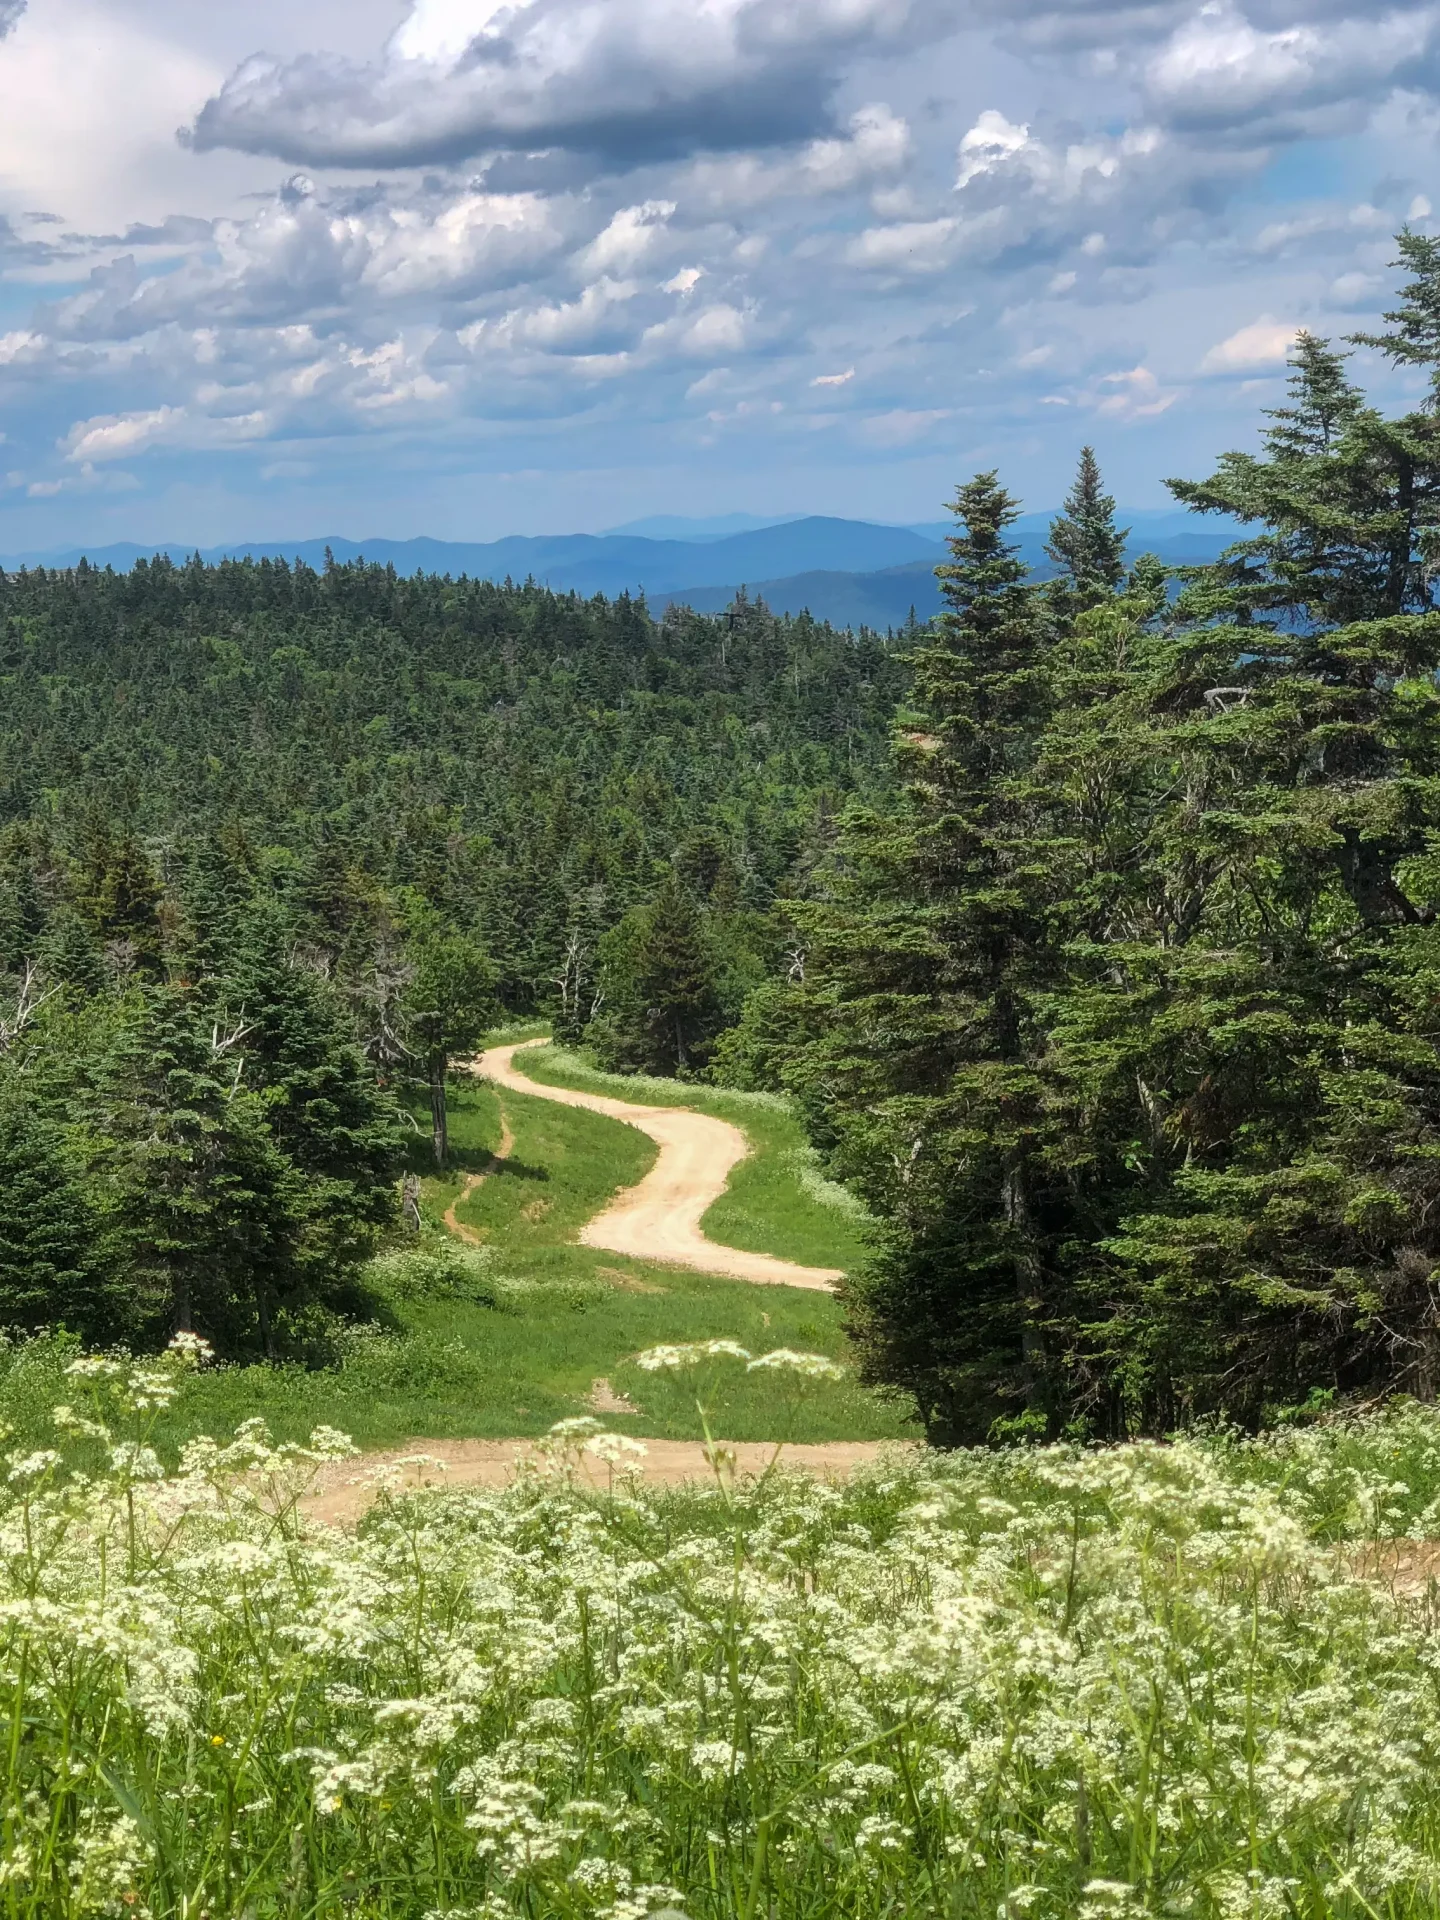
top-left (0, 508), bottom-right (1243, 633)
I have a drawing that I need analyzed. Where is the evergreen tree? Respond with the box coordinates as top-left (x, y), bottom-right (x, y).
top-left (1351, 228), bottom-right (1440, 404)
top-left (1262, 331), bottom-right (1363, 459)
top-left (780, 474), bottom-right (1077, 1440)
top-left (0, 1096), bottom-right (112, 1337)
top-left (40, 908), bottom-right (106, 1004)
top-left (590, 873), bottom-right (723, 1075)
top-left (72, 821), bottom-right (164, 977)
top-left (95, 986), bottom-right (308, 1352)
top-left (216, 902), bottom-right (403, 1270)
top-left (1046, 446), bottom-right (1128, 609)
top-left (778, 249), bottom-right (1440, 1436)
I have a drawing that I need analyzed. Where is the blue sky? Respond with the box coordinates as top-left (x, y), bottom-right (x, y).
top-left (0, 0), bottom-right (1436, 548)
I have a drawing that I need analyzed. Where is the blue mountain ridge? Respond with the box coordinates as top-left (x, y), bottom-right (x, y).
top-left (0, 510), bottom-right (1243, 632)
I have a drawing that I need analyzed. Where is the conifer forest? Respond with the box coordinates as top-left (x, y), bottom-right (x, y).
top-left (10, 236), bottom-right (1440, 1451)
top-left (15, 228), bottom-right (1440, 1920)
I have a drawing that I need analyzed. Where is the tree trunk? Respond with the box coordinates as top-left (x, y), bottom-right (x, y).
top-left (429, 1049), bottom-right (449, 1166)
top-left (254, 1280), bottom-right (275, 1361)
top-left (1002, 1155), bottom-right (1044, 1412)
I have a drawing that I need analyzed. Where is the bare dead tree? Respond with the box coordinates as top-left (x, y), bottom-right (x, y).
top-left (0, 961), bottom-right (57, 1054)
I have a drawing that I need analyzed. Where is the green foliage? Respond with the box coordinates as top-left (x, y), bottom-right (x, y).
top-left (0, 1100), bottom-right (111, 1335)
top-left (0, 564), bottom-right (896, 1346)
top-left (405, 929), bottom-right (498, 1162)
top-left (1045, 443), bottom-right (1128, 610)
top-left (589, 873), bottom-right (725, 1074)
top-left (758, 235), bottom-right (1440, 1440)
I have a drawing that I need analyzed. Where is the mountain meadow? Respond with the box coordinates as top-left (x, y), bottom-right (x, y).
top-left (11, 234), bottom-right (1440, 1916)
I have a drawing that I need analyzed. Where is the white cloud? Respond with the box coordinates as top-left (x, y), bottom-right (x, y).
top-left (61, 406), bottom-right (185, 462)
top-left (955, 110), bottom-right (1031, 190)
top-left (1142, 2), bottom-right (1439, 136)
top-left (1200, 316), bottom-right (1299, 372)
top-left (1090, 366), bottom-right (1180, 419)
top-left (0, 0), bottom-right (230, 230)
top-left (663, 266), bottom-right (703, 295)
top-left (462, 278), bottom-right (641, 355)
top-left (576, 201), bottom-right (675, 277)
top-left (845, 218), bottom-right (958, 272)
top-left (681, 105), bottom-right (910, 213)
top-left (811, 367), bottom-right (855, 386)
top-left (59, 405), bottom-right (274, 465)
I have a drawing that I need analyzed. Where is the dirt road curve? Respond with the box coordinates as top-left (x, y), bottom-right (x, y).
top-left (471, 1041), bottom-right (843, 1291)
top-left (304, 1437), bottom-right (903, 1525)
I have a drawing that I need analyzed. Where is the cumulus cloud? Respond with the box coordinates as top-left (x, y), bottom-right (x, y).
top-left (1200, 316), bottom-right (1299, 370)
top-left (60, 404), bottom-right (269, 463)
top-left (682, 105), bottom-right (911, 212)
top-left (1141, 2), bottom-right (1440, 137)
top-left (0, 0), bottom-right (24, 36)
top-left (4, 0), bottom-right (1438, 526)
top-left (186, 0), bottom-right (946, 168)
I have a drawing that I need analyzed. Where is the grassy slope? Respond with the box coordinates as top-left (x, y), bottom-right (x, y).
top-left (508, 1041), bottom-right (873, 1272)
top-left (0, 1037), bottom-right (914, 1454)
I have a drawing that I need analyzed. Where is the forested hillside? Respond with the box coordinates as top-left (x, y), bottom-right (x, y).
top-left (0, 562), bottom-right (902, 1353)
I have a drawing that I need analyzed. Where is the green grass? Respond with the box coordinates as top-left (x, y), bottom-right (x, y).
top-left (511, 1041), bottom-right (874, 1271)
top-left (0, 1037), bottom-right (913, 1455)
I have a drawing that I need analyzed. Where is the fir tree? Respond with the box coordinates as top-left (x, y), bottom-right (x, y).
top-left (1046, 446), bottom-right (1128, 609)
top-left (216, 902), bottom-right (403, 1271)
top-left (785, 474), bottom-right (1076, 1441)
top-left (95, 986), bottom-right (307, 1351)
top-left (1351, 228), bottom-right (1440, 405)
top-left (590, 874), bottom-right (723, 1075)
top-left (0, 1096), bottom-right (111, 1337)
top-left (1262, 331), bottom-right (1363, 459)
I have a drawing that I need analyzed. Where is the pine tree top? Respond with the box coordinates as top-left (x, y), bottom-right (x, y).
top-left (1045, 447), bottom-right (1128, 605)
top-left (1351, 228), bottom-right (1440, 406)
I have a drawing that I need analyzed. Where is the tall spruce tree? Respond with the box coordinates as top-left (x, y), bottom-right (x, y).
top-left (0, 1096), bottom-right (113, 1337)
top-left (780, 473), bottom-right (1080, 1441)
top-left (216, 903), bottom-right (403, 1272)
top-left (1046, 446), bottom-right (1128, 609)
top-left (95, 985), bottom-right (309, 1351)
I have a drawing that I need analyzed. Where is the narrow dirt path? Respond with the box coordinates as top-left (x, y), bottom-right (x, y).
top-left (441, 1111), bottom-right (516, 1245)
top-left (304, 1437), bottom-right (905, 1525)
top-left (471, 1041), bottom-right (843, 1290)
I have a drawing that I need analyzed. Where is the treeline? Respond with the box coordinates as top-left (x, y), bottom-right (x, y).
top-left (726, 233), bottom-right (1440, 1442)
top-left (0, 569), bottom-right (903, 1351)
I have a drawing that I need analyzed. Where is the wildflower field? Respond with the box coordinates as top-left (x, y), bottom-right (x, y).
top-left (8, 1341), bottom-right (1440, 1918)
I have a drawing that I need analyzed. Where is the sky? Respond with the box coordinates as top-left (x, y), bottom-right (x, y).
top-left (0, 0), bottom-right (1437, 548)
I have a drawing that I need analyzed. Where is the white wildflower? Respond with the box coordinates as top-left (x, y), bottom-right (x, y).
top-left (745, 1349), bottom-right (845, 1381)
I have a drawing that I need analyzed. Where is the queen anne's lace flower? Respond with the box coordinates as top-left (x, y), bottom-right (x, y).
top-left (4, 1375), bottom-right (1440, 1915)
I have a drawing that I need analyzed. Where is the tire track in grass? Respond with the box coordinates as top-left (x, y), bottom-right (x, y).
top-left (441, 1109), bottom-right (515, 1245)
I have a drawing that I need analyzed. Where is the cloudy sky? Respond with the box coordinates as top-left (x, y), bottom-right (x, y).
top-left (0, 0), bottom-right (1435, 547)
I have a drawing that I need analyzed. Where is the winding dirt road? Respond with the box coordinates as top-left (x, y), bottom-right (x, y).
top-left (471, 1041), bottom-right (843, 1291)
